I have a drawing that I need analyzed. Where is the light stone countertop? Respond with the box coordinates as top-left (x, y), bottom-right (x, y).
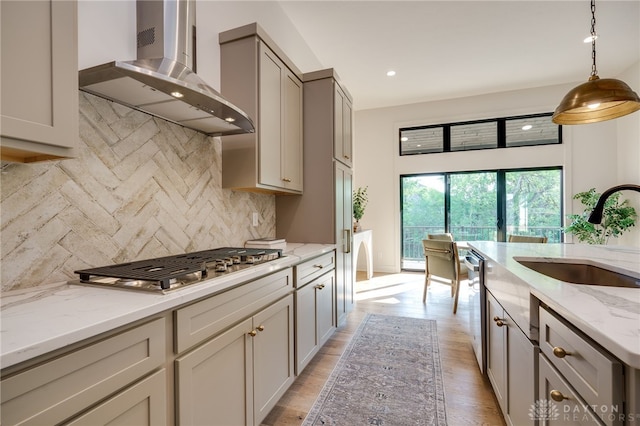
top-left (0, 243), bottom-right (334, 370)
top-left (468, 242), bottom-right (640, 369)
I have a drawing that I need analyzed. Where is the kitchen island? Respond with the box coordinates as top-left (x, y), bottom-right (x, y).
top-left (469, 241), bottom-right (640, 426)
top-left (469, 242), bottom-right (640, 367)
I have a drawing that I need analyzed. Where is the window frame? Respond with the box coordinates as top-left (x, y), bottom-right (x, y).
top-left (399, 112), bottom-right (562, 156)
top-left (400, 166), bottom-right (564, 271)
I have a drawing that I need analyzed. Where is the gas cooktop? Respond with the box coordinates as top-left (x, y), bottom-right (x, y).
top-left (73, 247), bottom-right (283, 293)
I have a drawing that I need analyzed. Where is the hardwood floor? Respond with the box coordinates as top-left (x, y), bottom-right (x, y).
top-left (262, 272), bottom-right (506, 426)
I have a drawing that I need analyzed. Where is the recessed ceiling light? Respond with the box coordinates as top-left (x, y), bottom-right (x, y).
top-left (224, 117), bottom-right (236, 123)
top-left (386, 70), bottom-right (396, 77)
top-left (583, 34), bottom-right (598, 43)
top-left (522, 124), bottom-right (533, 131)
top-left (171, 91), bottom-right (184, 98)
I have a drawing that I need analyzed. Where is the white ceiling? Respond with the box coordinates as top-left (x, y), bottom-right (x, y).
top-left (278, 1), bottom-right (640, 111)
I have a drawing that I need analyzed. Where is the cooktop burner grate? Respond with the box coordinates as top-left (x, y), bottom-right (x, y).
top-left (74, 247), bottom-right (282, 290)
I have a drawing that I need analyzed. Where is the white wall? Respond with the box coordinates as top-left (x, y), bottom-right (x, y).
top-left (78, 1), bottom-right (323, 88)
top-left (354, 74), bottom-right (640, 274)
top-left (615, 61), bottom-right (640, 247)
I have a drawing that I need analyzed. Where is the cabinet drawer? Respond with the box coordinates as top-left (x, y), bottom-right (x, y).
top-left (539, 354), bottom-right (604, 426)
top-left (1, 318), bottom-right (165, 426)
top-left (539, 307), bottom-right (623, 425)
top-left (175, 268), bottom-right (293, 353)
top-left (65, 369), bottom-right (167, 426)
top-left (295, 251), bottom-right (335, 288)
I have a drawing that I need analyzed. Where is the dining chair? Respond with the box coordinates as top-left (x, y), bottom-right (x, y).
top-left (427, 233), bottom-right (454, 241)
top-left (508, 235), bottom-right (548, 243)
top-left (422, 239), bottom-right (468, 314)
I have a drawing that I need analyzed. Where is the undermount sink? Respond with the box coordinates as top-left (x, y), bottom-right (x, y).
top-left (514, 257), bottom-right (640, 288)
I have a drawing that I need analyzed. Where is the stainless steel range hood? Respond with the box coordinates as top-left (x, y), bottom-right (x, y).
top-left (79, 0), bottom-right (254, 136)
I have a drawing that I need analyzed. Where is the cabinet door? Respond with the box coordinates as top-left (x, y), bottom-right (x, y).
top-left (487, 291), bottom-right (507, 415)
top-left (333, 85), bottom-right (353, 167)
top-left (1, 0), bottom-right (78, 162)
top-left (258, 45), bottom-right (284, 189)
top-left (335, 162), bottom-right (353, 325)
top-left (506, 317), bottom-right (536, 426)
top-left (316, 272), bottom-right (336, 346)
top-left (295, 282), bottom-right (318, 374)
top-left (295, 271), bottom-right (336, 375)
top-left (253, 295), bottom-right (295, 425)
top-left (65, 370), bottom-right (167, 426)
top-left (281, 69), bottom-right (303, 191)
top-left (175, 318), bottom-right (254, 426)
top-left (342, 90), bottom-right (353, 167)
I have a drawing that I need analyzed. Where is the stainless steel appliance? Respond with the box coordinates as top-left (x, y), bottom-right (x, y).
top-left (73, 247), bottom-right (282, 293)
top-left (79, 0), bottom-right (254, 136)
top-left (465, 249), bottom-right (486, 374)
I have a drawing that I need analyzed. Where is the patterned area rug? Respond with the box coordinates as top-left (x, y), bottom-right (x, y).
top-left (303, 314), bottom-right (447, 425)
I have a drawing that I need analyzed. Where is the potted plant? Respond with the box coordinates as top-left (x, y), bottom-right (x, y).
top-left (565, 188), bottom-right (637, 244)
top-left (353, 186), bottom-right (368, 232)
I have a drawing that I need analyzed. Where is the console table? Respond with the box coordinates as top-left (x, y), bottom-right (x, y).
top-left (353, 229), bottom-right (373, 280)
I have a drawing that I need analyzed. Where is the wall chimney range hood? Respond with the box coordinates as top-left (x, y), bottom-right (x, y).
top-left (79, 0), bottom-right (254, 136)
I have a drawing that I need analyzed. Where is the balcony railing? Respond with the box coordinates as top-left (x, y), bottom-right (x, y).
top-left (402, 225), bottom-right (563, 263)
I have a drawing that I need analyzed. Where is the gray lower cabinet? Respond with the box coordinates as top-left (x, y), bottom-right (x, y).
top-left (538, 307), bottom-right (623, 426)
top-left (294, 251), bottom-right (337, 375)
top-left (295, 270), bottom-right (336, 374)
top-left (175, 294), bottom-right (294, 426)
top-left (2, 261), bottom-right (339, 426)
top-left (0, 318), bottom-right (166, 426)
top-left (66, 369), bottom-right (167, 426)
top-left (486, 290), bottom-right (537, 426)
top-left (539, 354), bottom-right (603, 426)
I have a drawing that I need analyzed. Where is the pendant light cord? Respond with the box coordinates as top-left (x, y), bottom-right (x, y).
top-left (590, 0), bottom-right (598, 78)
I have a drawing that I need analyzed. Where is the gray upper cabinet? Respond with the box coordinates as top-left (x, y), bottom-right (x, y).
top-left (219, 23), bottom-right (303, 194)
top-left (1, 0), bottom-right (78, 163)
top-left (333, 83), bottom-right (353, 167)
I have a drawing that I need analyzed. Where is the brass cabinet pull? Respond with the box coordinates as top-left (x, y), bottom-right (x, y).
top-left (315, 284), bottom-right (325, 290)
top-left (282, 177), bottom-right (292, 182)
top-left (248, 330), bottom-right (257, 337)
top-left (257, 325), bottom-right (265, 332)
top-left (553, 346), bottom-right (571, 358)
top-left (313, 264), bottom-right (323, 269)
top-left (344, 155), bottom-right (350, 160)
top-left (550, 390), bottom-right (569, 402)
top-left (493, 316), bottom-right (506, 327)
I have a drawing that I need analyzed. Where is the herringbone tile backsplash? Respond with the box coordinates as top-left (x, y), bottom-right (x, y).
top-left (0, 93), bottom-right (275, 292)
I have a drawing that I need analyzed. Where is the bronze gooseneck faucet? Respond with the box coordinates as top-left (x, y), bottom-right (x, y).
top-left (587, 184), bottom-right (640, 224)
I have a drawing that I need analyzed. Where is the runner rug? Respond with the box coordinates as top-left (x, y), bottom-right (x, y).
top-left (302, 314), bottom-right (447, 425)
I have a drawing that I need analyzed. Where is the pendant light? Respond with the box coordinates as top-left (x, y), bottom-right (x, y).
top-left (552, 0), bottom-right (640, 125)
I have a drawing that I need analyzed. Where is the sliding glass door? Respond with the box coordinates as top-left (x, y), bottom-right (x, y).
top-left (401, 168), bottom-right (562, 270)
top-left (401, 175), bottom-right (445, 269)
top-left (450, 173), bottom-right (498, 241)
top-left (505, 169), bottom-right (563, 242)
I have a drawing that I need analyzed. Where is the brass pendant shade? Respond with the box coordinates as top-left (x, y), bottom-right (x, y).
top-left (552, 75), bottom-right (640, 125)
top-left (552, 0), bottom-right (640, 125)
